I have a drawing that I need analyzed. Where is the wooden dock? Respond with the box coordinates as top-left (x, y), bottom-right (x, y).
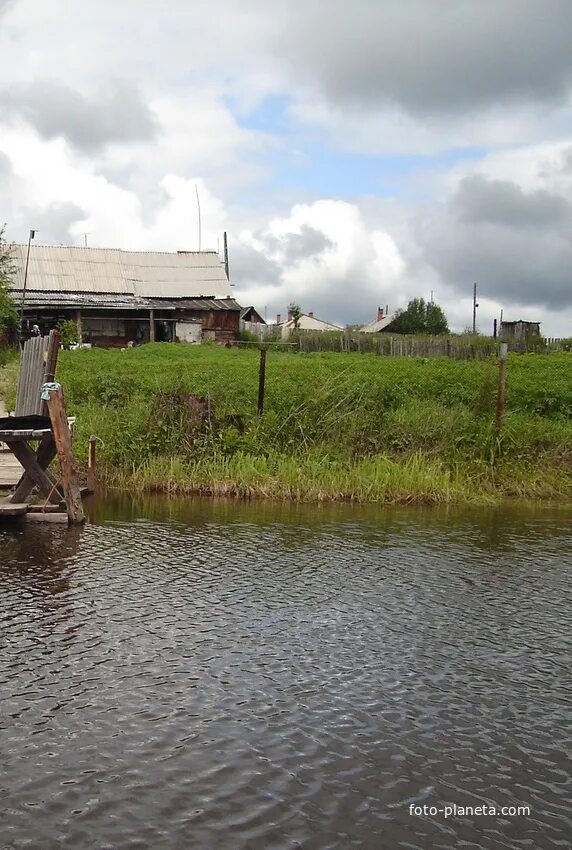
top-left (0, 455), bottom-right (25, 488)
top-left (0, 398), bottom-right (24, 488)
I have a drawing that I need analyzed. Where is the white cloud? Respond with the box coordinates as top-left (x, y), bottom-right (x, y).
top-left (234, 200), bottom-right (408, 325)
top-left (0, 0), bottom-right (571, 336)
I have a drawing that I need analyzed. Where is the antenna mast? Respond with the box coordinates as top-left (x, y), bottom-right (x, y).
top-left (195, 184), bottom-right (202, 251)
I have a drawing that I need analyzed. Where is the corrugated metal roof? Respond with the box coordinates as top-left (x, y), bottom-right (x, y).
top-left (17, 291), bottom-right (168, 311)
top-left (167, 298), bottom-right (241, 311)
top-left (8, 244), bottom-right (233, 299)
top-left (17, 290), bottom-right (242, 312)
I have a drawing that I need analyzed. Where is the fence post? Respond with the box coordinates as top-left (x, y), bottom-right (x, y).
top-left (257, 346), bottom-right (267, 416)
top-left (496, 343), bottom-right (508, 438)
top-left (87, 435), bottom-right (97, 494)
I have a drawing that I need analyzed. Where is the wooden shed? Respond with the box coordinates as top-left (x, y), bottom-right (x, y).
top-left (8, 244), bottom-right (241, 346)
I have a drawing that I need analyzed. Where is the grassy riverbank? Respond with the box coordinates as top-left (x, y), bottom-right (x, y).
top-left (1, 345), bottom-right (571, 504)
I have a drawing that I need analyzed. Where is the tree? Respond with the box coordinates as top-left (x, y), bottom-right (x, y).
top-left (425, 302), bottom-right (449, 335)
top-left (0, 226), bottom-right (18, 336)
top-left (288, 302), bottom-right (302, 329)
top-left (389, 297), bottom-right (449, 335)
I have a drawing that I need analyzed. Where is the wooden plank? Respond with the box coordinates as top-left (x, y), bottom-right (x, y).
top-left (0, 429), bottom-right (53, 438)
top-left (46, 387), bottom-right (84, 525)
top-left (26, 512), bottom-right (69, 523)
top-left (15, 333), bottom-right (60, 418)
top-left (41, 330), bottom-right (61, 417)
top-left (0, 502), bottom-right (28, 516)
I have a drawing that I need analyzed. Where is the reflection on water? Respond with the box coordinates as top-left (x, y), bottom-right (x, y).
top-left (1, 496), bottom-right (571, 849)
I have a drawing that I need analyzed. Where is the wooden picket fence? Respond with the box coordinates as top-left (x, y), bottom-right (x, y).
top-left (240, 323), bottom-right (569, 358)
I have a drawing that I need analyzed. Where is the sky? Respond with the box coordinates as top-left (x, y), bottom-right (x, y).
top-left (1, 0), bottom-right (572, 335)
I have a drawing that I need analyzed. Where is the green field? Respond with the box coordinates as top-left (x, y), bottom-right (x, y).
top-left (2, 344), bottom-right (571, 504)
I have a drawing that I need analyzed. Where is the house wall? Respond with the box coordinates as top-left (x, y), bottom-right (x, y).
top-left (242, 309), bottom-right (265, 324)
top-left (176, 321), bottom-right (202, 344)
top-left (21, 304), bottom-right (241, 347)
top-left (186, 308), bottom-right (240, 343)
top-left (83, 317), bottom-right (125, 345)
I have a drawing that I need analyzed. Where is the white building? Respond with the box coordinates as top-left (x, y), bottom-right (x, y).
top-left (276, 310), bottom-right (342, 339)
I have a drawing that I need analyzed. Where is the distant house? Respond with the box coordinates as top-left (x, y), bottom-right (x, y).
top-left (500, 320), bottom-right (541, 340)
top-left (8, 244), bottom-right (241, 346)
top-left (276, 310), bottom-right (342, 339)
top-left (240, 306), bottom-right (266, 324)
top-left (359, 307), bottom-right (398, 333)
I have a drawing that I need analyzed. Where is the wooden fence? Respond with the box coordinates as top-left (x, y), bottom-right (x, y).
top-left (240, 322), bottom-right (569, 358)
top-left (297, 333), bottom-right (569, 357)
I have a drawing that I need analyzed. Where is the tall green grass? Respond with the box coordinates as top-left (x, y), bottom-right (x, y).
top-left (2, 344), bottom-right (570, 503)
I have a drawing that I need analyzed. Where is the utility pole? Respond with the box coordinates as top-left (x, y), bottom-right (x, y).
top-left (19, 229), bottom-right (36, 344)
top-left (472, 282), bottom-right (479, 334)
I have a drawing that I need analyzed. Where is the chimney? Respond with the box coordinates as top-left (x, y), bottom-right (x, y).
top-left (377, 306), bottom-right (384, 321)
top-left (276, 313), bottom-right (281, 324)
top-left (308, 311), bottom-right (314, 318)
top-left (287, 310), bottom-right (293, 322)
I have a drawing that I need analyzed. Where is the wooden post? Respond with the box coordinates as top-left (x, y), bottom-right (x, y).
top-left (149, 309), bottom-right (155, 342)
top-left (43, 330), bottom-right (61, 383)
top-left (257, 346), bottom-right (267, 416)
top-left (496, 343), bottom-right (508, 438)
top-left (87, 435), bottom-right (97, 494)
top-left (46, 386), bottom-right (84, 524)
top-left (40, 330), bottom-right (61, 417)
top-left (75, 309), bottom-right (82, 343)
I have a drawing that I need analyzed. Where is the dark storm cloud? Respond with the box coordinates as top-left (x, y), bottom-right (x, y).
top-left (20, 202), bottom-right (86, 243)
top-left (231, 242), bottom-right (282, 287)
top-left (261, 224), bottom-right (333, 264)
top-left (454, 175), bottom-right (572, 229)
top-left (272, 0), bottom-right (572, 114)
top-left (418, 176), bottom-right (572, 309)
top-left (232, 225), bottom-right (332, 287)
top-left (0, 79), bottom-right (157, 152)
top-left (280, 225), bottom-right (333, 263)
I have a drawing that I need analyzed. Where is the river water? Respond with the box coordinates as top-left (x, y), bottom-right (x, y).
top-left (1, 496), bottom-right (570, 850)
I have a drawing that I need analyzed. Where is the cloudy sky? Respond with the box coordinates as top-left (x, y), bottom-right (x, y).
top-left (1, 0), bottom-right (572, 334)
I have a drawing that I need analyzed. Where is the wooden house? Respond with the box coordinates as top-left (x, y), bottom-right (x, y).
top-left (8, 244), bottom-right (241, 346)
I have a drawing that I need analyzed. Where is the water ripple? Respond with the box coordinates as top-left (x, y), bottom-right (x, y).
top-left (0, 501), bottom-right (571, 849)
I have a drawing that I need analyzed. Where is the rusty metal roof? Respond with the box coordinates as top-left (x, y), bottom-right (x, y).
top-left (8, 244), bottom-right (233, 299)
top-left (16, 290), bottom-right (242, 312)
